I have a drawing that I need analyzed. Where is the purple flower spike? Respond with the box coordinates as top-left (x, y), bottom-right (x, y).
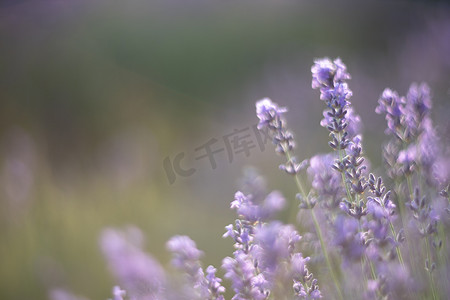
top-left (253, 222), bottom-right (300, 277)
top-left (307, 153), bottom-right (344, 209)
top-left (320, 106), bottom-right (362, 140)
top-left (291, 253), bottom-right (322, 299)
top-left (166, 235), bottom-right (203, 271)
top-left (204, 266), bottom-right (226, 300)
top-left (397, 144), bottom-right (417, 174)
top-left (167, 236), bottom-right (225, 300)
top-left (222, 253), bottom-right (268, 300)
top-left (376, 88), bottom-right (405, 137)
top-left (230, 190), bottom-right (285, 222)
top-left (311, 57), bottom-right (350, 90)
top-left (311, 58), bottom-right (336, 89)
top-left (100, 227), bottom-right (166, 300)
top-left (311, 58), bottom-right (352, 104)
top-left (312, 58), bottom-right (354, 152)
top-left (333, 215), bottom-right (366, 262)
top-left (406, 82), bottom-right (432, 120)
top-left (256, 98), bottom-right (288, 130)
top-left (255, 98), bottom-right (301, 174)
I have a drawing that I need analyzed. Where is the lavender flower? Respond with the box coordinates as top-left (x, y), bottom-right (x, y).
top-left (320, 106), bottom-right (362, 140)
top-left (376, 88), bottom-right (406, 138)
top-left (311, 57), bottom-right (353, 151)
top-left (367, 174), bottom-right (396, 221)
top-left (166, 235), bottom-right (204, 283)
top-left (291, 254), bottom-right (322, 299)
top-left (167, 235), bottom-right (225, 300)
top-left (205, 266), bottom-right (226, 300)
top-left (405, 82), bottom-right (432, 135)
top-left (311, 57), bottom-right (351, 92)
top-left (377, 82), bottom-right (445, 186)
top-left (307, 153), bottom-right (344, 209)
top-left (222, 252), bottom-right (268, 300)
top-left (407, 188), bottom-right (438, 237)
top-left (397, 144), bottom-right (417, 175)
top-left (88, 58), bottom-right (449, 300)
top-left (343, 136), bottom-right (368, 196)
top-left (253, 222), bottom-right (321, 300)
top-left (333, 215), bottom-right (366, 262)
top-left (228, 190), bottom-right (285, 224)
top-left (256, 98), bottom-right (293, 155)
top-left (100, 226), bottom-right (166, 300)
top-left (224, 170), bottom-right (320, 300)
top-left (256, 98), bottom-right (301, 175)
top-left (312, 58), bottom-right (369, 218)
top-left (223, 190), bottom-right (270, 299)
top-left (253, 222), bottom-right (300, 279)
top-left (337, 136), bottom-right (370, 219)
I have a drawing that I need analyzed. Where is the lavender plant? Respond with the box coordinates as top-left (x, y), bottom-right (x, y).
top-left (89, 58), bottom-right (449, 300)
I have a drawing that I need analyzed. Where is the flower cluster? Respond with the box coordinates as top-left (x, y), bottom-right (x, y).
top-left (60, 57), bottom-right (449, 300)
top-left (224, 195), bottom-right (321, 299)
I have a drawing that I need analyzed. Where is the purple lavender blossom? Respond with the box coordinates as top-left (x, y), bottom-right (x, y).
top-left (406, 82), bottom-right (432, 125)
top-left (311, 57), bottom-right (352, 107)
top-left (376, 88), bottom-right (405, 138)
top-left (205, 266), bottom-right (226, 300)
top-left (320, 106), bottom-right (362, 140)
top-left (222, 253), bottom-right (268, 300)
top-left (291, 254), bottom-right (322, 299)
top-left (255, 98), bottom-right (300, 174)
top-left (307, 153), bottom-right (344, 209)
top-left (333, 215), bottom-right (366, 262)
top-left (223, 190), bottom-right (269, 299)
top-left (253, 222), bottom-right (300, 278)
top-left (167, 236), bottom-right (225, 300)
top-left (407, 188), bottom-right (439, 236)
top-left (256, 98), bottom-right (288, 130)
top-left (311, 57), bottom-right (351, 91)
top-left (90, 58), bottom-right (449, 300)
top-left (100, 227), bottom-right (166, 300)
top-left (367, 174), bottom-right (396, 222)
top-left (166, 235), bottom-right (204, 280)
top-left (224, 174), bottom-right (320, 300)
top-left (311, 58), bottom-right (336, 89)
top-left (311, 58), bottom-right (354, 152)
top-left (344, 135), bottom-right (368, 196)
top-left (229, 190), bottom-right (285, 223)
top-left (397, 144), bottom-right (417, 175)
top-left (376, 262), bottom-right (413, 298)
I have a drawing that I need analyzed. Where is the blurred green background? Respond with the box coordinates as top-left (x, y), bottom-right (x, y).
top-left (0, 0), bottom-right (449, 299)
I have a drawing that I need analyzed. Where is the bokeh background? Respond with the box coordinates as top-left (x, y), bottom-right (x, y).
top-left (1, 0), bottom-right (449, 299)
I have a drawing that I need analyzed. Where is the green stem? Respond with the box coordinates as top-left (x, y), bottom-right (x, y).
top-left (388, 222), bottom-right (405, 266)
top-left (363, 255), bottom-right (383, 299)
top-left (285, 151), bottom-right (344, 300)
top-left (424, 236), bottom-right (438, 300)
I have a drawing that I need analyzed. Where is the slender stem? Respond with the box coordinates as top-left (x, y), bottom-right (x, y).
top-left (361, 255), bottom-right (368, 289)
top-left (388, 222), bottom-right (405, 266)
top-left (378, 191), bottom-right (405, 268)
top-left (406, 175), bottom-right (414, 200)
top-left (363, 255), bottom-right (382, 299)
top-left (285, 151), bottom-right (344, 300)
top-left (424, 235), bottom-right (438, 300)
